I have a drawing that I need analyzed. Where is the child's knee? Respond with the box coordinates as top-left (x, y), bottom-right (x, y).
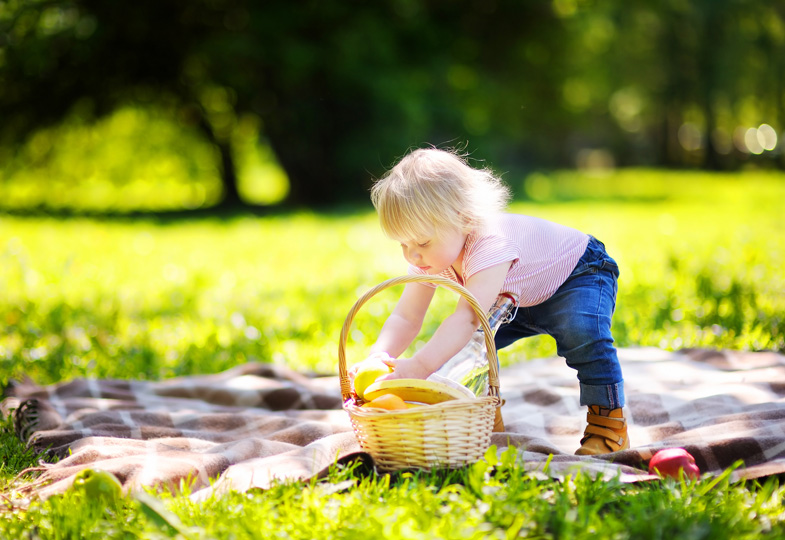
top-left (556, 317), bottom-right (611, 357)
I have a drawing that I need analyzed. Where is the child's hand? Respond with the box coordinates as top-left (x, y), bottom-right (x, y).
top-left (348, 352), bottom-right (393, 383)
top-left (380, 357), bottom-right (432, 380)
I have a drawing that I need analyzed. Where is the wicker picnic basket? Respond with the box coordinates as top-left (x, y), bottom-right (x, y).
top-left (339, 275), bottom-right (501, 472)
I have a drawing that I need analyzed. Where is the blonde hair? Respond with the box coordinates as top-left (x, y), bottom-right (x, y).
top-left (370, 147), bottom-right (511, 241)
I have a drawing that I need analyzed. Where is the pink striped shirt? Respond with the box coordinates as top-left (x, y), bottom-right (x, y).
top-left (409, 213), bottom-right (589, 307)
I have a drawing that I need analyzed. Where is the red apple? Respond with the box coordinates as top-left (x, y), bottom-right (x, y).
top-left (648, 448), bottom-right (700, 479)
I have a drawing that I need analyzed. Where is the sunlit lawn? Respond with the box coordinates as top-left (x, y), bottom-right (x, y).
top-left (1, 168), bottom-right (784, 538)
top-left (2, 169), bottom-right (782, 388)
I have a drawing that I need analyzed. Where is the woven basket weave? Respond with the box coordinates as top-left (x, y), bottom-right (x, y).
top-left (339, 275), bottom-right (501, 472)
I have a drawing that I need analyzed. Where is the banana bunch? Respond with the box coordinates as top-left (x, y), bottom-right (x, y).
top-left (363, 378), bottom-right (475, 405)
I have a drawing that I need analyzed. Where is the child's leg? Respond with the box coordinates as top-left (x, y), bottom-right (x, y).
top-left (497, 237), bottom-right (628, 453)
top-left (545, 272), bottom-right (623, 411)
top-left (544, 238), bottom-right (627, 454)
top-left (500, 237), bottom-right (624, 407)
top-left (541, 237), bottom-right (623, 407)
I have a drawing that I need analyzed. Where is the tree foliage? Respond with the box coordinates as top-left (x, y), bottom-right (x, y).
top-left (0, 0), bottom-right (783, 209)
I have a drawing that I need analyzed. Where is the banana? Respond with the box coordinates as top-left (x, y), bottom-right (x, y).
top-left (362, 378), bottom-right (475, 404)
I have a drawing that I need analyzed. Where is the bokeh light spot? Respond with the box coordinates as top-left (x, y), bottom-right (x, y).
top-left (610, 88), bottom-right (644, 133)
top-left (553, 0), bottom-right (577, 17)
top-left (711, 129), bottom-right (733, 155)
top-left (756, 124), bottom-right (778, 151)
top-left (678, 123), bottom-right (703, 152)
top-left (563, 78), bottom-right (591, 111)
top-left (744, 128), bottom-right (764, 155)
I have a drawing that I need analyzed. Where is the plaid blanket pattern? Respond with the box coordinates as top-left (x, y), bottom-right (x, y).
top-left (3, 348), bottom-right (785, 502)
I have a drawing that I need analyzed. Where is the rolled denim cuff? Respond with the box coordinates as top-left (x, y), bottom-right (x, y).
top-left (579, 381), bottom-right (625, 409)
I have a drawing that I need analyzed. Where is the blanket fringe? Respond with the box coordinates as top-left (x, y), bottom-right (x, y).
top-left (14, 399), bottom-right (41, 443)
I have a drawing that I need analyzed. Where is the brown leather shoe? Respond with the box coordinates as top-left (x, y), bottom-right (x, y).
top-left (575, 405), bottom-right (630, 455)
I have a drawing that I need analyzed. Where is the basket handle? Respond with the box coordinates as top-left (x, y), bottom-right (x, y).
top-left (338, 275), bottom-right (500, 401)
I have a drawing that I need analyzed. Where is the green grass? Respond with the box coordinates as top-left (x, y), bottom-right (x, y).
top-left (3, 449), bottom-right (784, 539)
top-left (1, 168), bottom-right (785, 537)
top-left (0, 414), bottom-right (47, 482)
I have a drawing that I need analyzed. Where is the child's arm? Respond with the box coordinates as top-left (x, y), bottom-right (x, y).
top-left (385, 261), bottom-right (513, 379)
top-left (368, 282), bottom-right (436, 359)
top-left (348, 282), bottom-right (434, 383)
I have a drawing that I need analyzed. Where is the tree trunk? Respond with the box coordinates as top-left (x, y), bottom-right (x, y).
top-left (263, 94), bottom-right (372, 208)
top-left (699, 7), bottom-right (722, 171)
top-left (214, 139), bottom-right (244, 209)
top-left (197, 116), bottom-right (245, 210)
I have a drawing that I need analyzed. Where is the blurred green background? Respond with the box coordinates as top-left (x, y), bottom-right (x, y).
top-left (1, 0), bottom-right (783, 211)
top-left (0, 1), bottom-right (784, 387)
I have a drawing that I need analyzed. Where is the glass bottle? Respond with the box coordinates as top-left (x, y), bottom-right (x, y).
top-left (427, 293), bottom-right (518, 397)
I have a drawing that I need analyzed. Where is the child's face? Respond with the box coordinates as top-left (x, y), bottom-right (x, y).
top-left (396, 226), bottom-right (467, 275)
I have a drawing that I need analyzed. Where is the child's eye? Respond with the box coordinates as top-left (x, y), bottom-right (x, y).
top-left (417, 241), bottom-right (430, 248)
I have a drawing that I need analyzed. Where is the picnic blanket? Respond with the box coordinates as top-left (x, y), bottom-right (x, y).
top-left (3, 347), bottom-right (785, 504)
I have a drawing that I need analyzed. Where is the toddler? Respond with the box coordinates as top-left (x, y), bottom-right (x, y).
top-left (359, 147), bottom-right (628, 455)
